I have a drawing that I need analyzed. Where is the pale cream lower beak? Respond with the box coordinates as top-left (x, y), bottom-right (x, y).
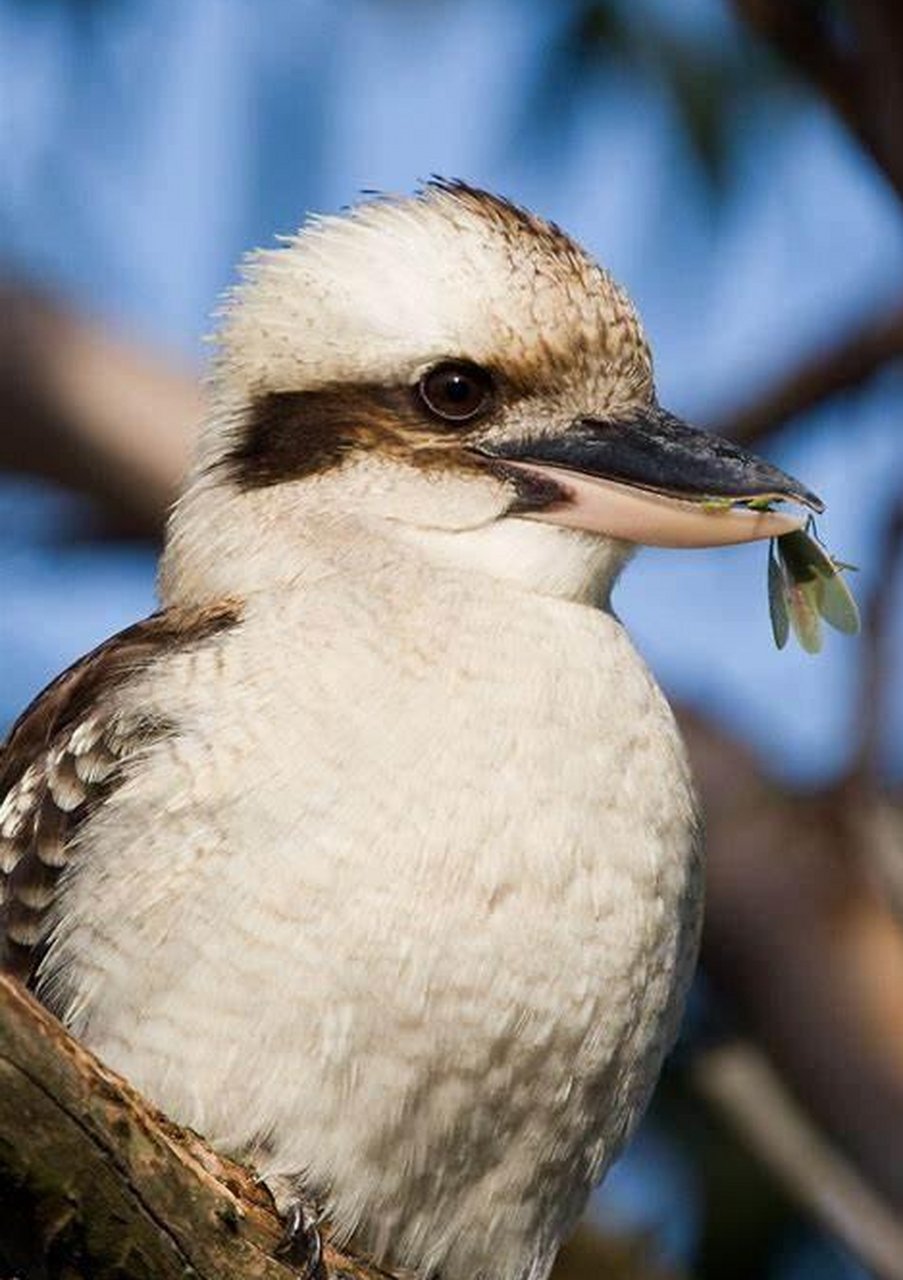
top-left (507, 462), bottom-right (805, 548)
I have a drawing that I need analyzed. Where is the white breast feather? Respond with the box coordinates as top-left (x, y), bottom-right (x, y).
top-left (45, 522), bottom-right (702, 1280)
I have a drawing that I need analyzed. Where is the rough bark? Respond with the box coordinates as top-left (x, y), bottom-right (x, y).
top-left (0, 973), bottom-right (384, 1280)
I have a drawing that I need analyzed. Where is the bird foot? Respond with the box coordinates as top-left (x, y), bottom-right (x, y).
top-left (261, 1173), bottom-right (326, 1280)
top-left (277, 1197), bottom-right (325, 1280)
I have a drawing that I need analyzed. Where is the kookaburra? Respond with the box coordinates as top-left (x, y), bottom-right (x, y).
top-left (1, 182), bottom-right (817, 1280)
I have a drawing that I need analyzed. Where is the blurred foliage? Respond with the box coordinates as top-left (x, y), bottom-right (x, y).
top-left (380, 0), bottom-right (871, 194)
top-left (519, 1), bottom-right (803, 192)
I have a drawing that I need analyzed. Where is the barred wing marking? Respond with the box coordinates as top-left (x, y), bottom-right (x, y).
top-left (0, 603), bottom-right (239, 984)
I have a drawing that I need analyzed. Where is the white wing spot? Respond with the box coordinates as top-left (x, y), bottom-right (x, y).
top-left (48, 746), bottom-right (88, 813)
top-left (16, 881), bottom-right (58, 911)
top-left (0, 838), bottom-right (24, 876)
top-left (0, 764), bottom-right (41, 838)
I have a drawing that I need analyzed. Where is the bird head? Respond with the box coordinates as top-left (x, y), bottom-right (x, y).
top-left (163, 181), bottom-right (821, 605)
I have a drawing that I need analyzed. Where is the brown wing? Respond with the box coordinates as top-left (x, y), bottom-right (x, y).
top-left (0, 602), bottom-right (239, 985)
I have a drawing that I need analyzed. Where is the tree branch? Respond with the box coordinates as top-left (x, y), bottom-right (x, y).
top-left (688, 709), bottom-right (903, 1213)
top-left (847, 0), bottom-right (903, 202)
top-left (696, 1040), bottom-right (903, 1280)
top-left (712, 300), bottom-right (903, 446)
top-left (0, 285), bottom-right (196, 539)
top-left (0, 973), bottom-right (384, 1280)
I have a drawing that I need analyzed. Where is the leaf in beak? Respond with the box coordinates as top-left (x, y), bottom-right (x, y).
top-left (817, 567), bottom-right (861, 635)
top-left (787, 571), bottom-right (824, 654)
top-left (769, 527), bottom-right (860, 653)
top-left (768, 538), bottom-right (790, 649)
top-left (794, 532), bottom-right (860, 636)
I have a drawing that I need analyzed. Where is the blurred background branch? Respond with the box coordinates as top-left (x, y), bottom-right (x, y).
top-left (855, 493), bottom-right (903, 782)
top-left (1, 285), bottom-right (196, 538)
top-left (713, 300), bottom-right (903, 447)
top-left (696, 1040), bottom-right (903, 1280)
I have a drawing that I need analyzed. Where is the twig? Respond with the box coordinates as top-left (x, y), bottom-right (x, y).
top-left (696, 1041), bottom-right (903, 1280)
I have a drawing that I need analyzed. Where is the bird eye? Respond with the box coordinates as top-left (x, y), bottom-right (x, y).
top-left (418, 361), bottom-right (494, 423)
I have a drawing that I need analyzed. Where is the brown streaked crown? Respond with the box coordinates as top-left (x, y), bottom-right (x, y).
top-left (210, 181), bottom-right (654, 493)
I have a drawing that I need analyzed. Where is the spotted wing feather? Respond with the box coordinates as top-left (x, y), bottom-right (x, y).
top-left (0, 604), bottom-right (239, 985)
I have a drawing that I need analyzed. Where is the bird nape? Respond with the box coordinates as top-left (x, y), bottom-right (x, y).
top-left (0, 180), bottom-right (852, 1280)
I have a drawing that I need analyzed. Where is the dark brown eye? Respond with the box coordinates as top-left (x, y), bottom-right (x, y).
top-left (418, 361), bottom-right (494, 423)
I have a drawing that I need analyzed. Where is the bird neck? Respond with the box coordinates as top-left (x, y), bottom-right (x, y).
top-left (159, 464), bottom-right (633, 612)
top-left (394, 518), bottom-right (633, 609)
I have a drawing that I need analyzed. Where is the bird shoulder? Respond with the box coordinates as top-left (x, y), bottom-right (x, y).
top-left (0, 601), bottom-right (240, 986)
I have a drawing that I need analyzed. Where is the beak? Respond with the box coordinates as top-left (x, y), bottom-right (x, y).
top-left (479, 406), bottom-right (824, 548)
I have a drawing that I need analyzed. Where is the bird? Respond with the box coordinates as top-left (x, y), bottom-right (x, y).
top-left (0, 181), bottom-right (819, 1280)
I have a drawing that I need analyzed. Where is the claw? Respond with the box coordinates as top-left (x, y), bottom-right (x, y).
top-left (276, 1193), bottom-right (324, 1280)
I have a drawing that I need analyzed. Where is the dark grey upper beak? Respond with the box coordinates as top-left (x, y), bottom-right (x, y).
top-left (482, 406), bottom-right (824, 513)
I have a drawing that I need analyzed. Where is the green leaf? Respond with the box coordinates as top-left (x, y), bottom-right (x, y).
top-left (778, 529), bottom-right (861, 637)
top-left (768, 539), bottom-right (789, 649)
top-left (786, 575), bottom-right (823, 654)
top-left (770, 528), bottom-right (860, 653)
top-left (817, 570), bottom-right (860, 635)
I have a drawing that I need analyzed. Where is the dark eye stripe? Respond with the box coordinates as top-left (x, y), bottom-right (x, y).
top-left (220, 370), bottom-right (507, 490)
top-left (222, 387), bottom-right (371, 489)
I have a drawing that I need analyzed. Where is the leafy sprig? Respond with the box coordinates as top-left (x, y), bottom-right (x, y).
top-left (768, 525), bottom-right (859, 654)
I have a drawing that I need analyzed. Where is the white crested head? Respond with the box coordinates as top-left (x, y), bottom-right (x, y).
top-left (213, 180), bottom-right (653, 411)
top-left (162, 182), bottom-right (655, 607)
top-left (161, 181), bottom-right (812, 611)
